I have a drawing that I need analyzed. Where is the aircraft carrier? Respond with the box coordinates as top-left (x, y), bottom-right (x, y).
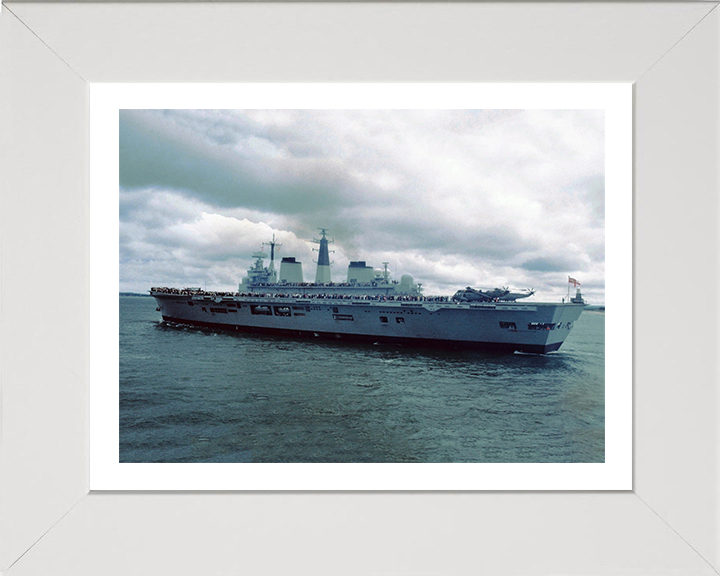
top-left (150, 230), bottom-right (586, 354)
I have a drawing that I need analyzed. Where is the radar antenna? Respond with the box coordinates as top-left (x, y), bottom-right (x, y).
top-left (311, 228), bottom-right (335, 261)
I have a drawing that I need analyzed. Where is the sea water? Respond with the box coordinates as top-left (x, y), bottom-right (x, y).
top-left (119, 296), bottom-right (605, 463)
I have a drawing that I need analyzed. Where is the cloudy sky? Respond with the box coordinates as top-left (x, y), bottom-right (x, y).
top-left (120, 108), bottom-right (604, 303)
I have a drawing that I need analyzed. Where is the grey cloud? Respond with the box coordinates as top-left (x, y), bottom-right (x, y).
top-left (119, 109), bottom-right (605, 302)
top-left (351, 219), bottom-right (534, 264)
top-left (520, 256), bottom-right (583, 273)
top-left (571, 174), bottom-right (605, 227)
top-left (120, 111), bottom-right (357, 218)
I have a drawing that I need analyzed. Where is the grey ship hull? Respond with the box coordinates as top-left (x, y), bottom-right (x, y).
top-left (152, 292), bottom-right (584, 354)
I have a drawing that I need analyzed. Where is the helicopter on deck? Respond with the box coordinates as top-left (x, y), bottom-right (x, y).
top-left (452, 286), bottom-right (535, 302)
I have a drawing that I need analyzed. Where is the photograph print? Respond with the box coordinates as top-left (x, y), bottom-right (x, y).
top-left (119, 107), bottom-right (605, 465)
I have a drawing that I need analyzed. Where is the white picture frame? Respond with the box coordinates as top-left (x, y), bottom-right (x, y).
top-left (1, 2), bottom-right (718, 574)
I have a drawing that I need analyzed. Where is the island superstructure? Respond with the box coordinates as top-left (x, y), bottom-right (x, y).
top-left (238, 229), bottom-right (422, 297)
top-left (151, 230), bottom-right (586, 354)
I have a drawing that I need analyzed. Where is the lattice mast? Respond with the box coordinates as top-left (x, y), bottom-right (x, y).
top-left (263, 234), bottom-right (282, 280)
